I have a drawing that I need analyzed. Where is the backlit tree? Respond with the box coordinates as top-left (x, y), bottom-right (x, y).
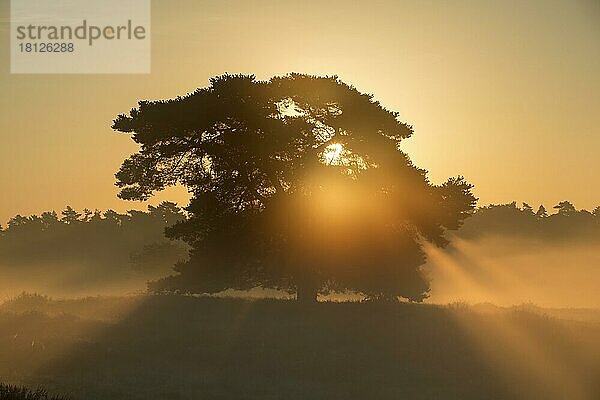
top-left (112, 74), bottom-right (477, 302)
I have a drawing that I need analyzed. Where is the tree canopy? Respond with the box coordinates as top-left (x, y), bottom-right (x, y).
top-left (112, 73), bottom-right (477, 302)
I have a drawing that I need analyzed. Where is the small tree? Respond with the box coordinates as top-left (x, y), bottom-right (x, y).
top-left (40, 211), bottom-right (59, 230)
top-left (61, 206), bottom-right (81, 224)
top-left (112, 74), bottom-right (477, 302)
top-left (535, 205), bottom-right (548, 219)
top-left (7, 215), bottom-right (29, 230)
top-left (553, 201), bottom-right (576, 217)
top-left (82, 208), bottom-right (93, 222)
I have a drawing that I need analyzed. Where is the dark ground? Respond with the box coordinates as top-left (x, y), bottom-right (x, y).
top-left (1, 294), bottom-right (599, 400)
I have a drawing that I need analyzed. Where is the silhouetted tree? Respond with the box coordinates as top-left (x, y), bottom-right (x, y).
top-left (61, 206), bottom-right (81, 224)
top-left (103, 209), bottom-right (123, 225)
top-left (112, 73), bottom-right (477, 302)
top-left (553, 201), bottom-right (577, 217)
top-left (593, 206), bottom-right (600, 219)
top-left (40, 211), bottom-right (59, 230)
top-left (90, 209), bottom-right (103, 223)
top-left (82, 208), bottom-right (93, 222)
top-left (535, 205), bottom-right (548, 219)
top-left (522, 203), bottom-right (533, 214)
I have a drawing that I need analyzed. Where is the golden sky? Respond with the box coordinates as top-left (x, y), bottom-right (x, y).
top-left (1, 0), bottom-right (599, 224)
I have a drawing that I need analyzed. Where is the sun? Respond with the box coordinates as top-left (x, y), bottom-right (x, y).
top-left (323, 143), bottom-right (344, 165)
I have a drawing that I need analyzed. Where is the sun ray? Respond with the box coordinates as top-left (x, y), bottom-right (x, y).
top-left (322, 143), bottom-right (344, 165)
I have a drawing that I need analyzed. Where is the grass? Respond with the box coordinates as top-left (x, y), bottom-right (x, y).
top-left (1, 294), bottom-right (599, 399)
top-left (0, 383), bottom-right (68, 400)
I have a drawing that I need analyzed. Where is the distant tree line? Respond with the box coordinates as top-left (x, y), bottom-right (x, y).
top-left (0, 199), bottom-right (598, 293)
top-left (0, 202), bottom-right (189, 281)
top-left (457, 201), bottom-right (600, 241)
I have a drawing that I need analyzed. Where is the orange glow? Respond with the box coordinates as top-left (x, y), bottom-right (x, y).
top-left (2, 1), bottom-right (599, 223)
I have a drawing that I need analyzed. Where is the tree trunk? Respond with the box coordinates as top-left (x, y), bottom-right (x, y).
top-left (296, 280), bottom-right (318, 304)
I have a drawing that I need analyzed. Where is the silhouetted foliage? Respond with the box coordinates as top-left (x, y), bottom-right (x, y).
top-left (60, 206), bottom-right (81, 224)
top-left (0, 383), bottom-right (68, 400)
top-left (536, 204), bottom-right (548, 219)
top-left (457, 201), bottom-right (600, 241)
top-left (0, 202), bottom-right (188, 291)
top-left (554, 200), bottom-right (577, 217)
top-left (113, 73), bottom-right (477, 302)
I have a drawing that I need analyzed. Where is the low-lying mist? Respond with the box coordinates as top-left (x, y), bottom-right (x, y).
top-left (425, 202), bottom-right (600, 308)
top-left (0, 203), bottom-right (188, 301)
top-left (1, 201), bottom-right (599, 309)
top-left (3, 235), bottom-right (598, 309)
top-left (425, 235), bottom-right (600, 308)
top-left (0, 262), bottom-right (164, 300)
